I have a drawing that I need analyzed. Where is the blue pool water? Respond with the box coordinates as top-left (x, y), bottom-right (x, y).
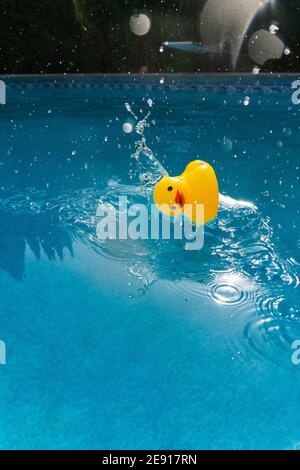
top-left (0, 75), bottom-right (299, 450)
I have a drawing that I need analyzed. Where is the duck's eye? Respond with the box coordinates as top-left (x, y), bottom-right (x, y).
top-left (167, 186), bottom-right (173, 192)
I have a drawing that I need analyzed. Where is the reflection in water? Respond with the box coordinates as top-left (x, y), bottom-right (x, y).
top-left (0, 209), bottom-right (73, 280)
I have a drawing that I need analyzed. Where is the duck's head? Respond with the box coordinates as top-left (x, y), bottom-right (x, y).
top-left (153, 160), bottom-right (219, 224)
top-left (153, 175), bottom-right (188, 218)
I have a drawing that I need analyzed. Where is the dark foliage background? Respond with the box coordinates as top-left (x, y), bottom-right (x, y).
top-left (0, 0), bottom-right (299, 74)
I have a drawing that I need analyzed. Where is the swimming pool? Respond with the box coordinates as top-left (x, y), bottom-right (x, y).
top-left (0, 74), bottom-right (299, 450)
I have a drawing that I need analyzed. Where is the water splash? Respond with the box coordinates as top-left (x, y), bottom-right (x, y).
top-left (125, 101), bottom-right (167, 190)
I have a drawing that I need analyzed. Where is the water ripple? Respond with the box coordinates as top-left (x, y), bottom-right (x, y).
top-left (207, 272), bottom-right (254, 308)
top-left (210, 283), bottom-right (244, 305)
top-left (1, 181), bottom-right (300, 367)
top-left (243, 317), bottom-right (300, 370)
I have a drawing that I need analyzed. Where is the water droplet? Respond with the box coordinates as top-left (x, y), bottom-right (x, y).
top-left (122, 122), bottom-right (133, 133)
top-left (284, 47), bottom-right (291, 55)
top-left (243, 96), bottom-right (250, 106)
top-left (221, 138), bottom-right (233, 152)
top-left (159, 46), bottom-right (164, 53)
top-left (71, 150), bottom-right (76, 156)
top-left (283, 127), bottom-right (292, 136)
top-left (125, 102), bottom-right (138, 120)
top-left (269, 23), bottom-right (279, 35)
top-left (159, 78), bottom-right (165, 85)
top-left (252, 66), bottom-right (260, 75)
top-left (125, 103), bottom-right (132, 113)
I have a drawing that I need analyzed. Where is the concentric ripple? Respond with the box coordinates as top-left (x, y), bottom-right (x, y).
top-left (243, 317), bottom-right (300, 370)
top-left (207, 271), bottom-right (256, 310)
top-left (257, 289), bottom-right (300, 321)
top-left (210, 283), bottom-right (244, 305)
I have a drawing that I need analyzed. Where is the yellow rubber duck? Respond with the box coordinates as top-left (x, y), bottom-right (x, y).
top-left (153, 160), bottom-right (219, 225)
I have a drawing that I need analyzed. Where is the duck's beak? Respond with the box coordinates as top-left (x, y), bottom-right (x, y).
top-left (175, 189), bottom-right (185, 208)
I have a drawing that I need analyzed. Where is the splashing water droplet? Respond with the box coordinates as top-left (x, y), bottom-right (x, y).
top-left (159, 78), bottom-right (165, 85)
top-left (125, 103), bottom-right (138, 120)
top-left (125, 102), bottom-right (167, 190)
top-left (284, 47), bottom-right (291, 55)
top-left (159, 46), bottom-right (164, 53)
top-left (269, 23), bottom-right (279, 35)
top-left (221, 138), bottom-right (233, 152)
top-left (122, 122), bottom-right (133, 134)
top-left (283, 127), bottom-right (292, 136)
top-left (252, 66), bottom-right (260, 75)
top-left (135, 119), bottom-right (149, 135)
top-left (243, 96), bottom-right (250, 106)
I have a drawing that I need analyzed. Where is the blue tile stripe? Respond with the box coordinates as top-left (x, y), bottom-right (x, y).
top-left (0, 74), bottom-right (297, 94)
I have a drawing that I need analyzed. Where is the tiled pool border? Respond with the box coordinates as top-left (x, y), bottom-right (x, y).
top-left (0, 74), bottom-right (298, 94)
